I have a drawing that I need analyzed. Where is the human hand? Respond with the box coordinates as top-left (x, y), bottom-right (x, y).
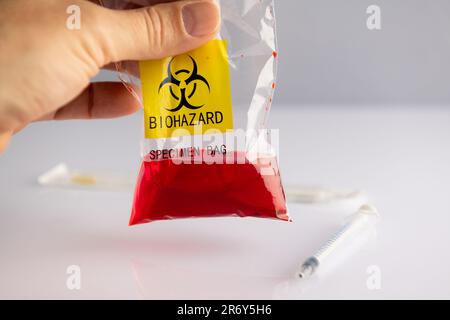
top-left (0, 0), bottom-right (220, 152)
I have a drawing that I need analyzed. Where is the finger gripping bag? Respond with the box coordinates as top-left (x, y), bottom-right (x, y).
top-left (104, 0), bottom-right (290, 225)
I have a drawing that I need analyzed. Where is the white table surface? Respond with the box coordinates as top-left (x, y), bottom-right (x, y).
top-left (1, 105), bottom-right (450, 300)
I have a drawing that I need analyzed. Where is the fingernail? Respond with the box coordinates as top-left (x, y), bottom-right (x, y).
top-left (182, 1), bottom-right (220, 37)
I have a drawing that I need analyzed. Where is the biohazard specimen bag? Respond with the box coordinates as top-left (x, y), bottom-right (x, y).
top-left (102, 0), bottom-right (289, 225)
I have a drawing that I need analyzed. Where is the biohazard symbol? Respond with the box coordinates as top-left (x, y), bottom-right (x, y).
top-left (159, 56), bottom-right (210, 112)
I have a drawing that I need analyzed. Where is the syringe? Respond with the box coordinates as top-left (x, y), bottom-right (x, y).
top-left (297, 204), bottom-right (379, 279)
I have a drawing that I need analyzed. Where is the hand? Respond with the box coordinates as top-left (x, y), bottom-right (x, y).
top-left (0, 0), bottom-right (220, 152)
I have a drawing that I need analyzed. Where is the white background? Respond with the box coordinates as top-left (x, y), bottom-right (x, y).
top-left (1, 106), bottom-right (449, 299)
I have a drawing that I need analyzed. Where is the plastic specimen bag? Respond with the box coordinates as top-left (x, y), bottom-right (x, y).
top-left (101, 0), bottom-right (289, 225)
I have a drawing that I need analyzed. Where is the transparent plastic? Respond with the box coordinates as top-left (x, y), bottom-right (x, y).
top-left (102, 0), bottom-right (289, 225)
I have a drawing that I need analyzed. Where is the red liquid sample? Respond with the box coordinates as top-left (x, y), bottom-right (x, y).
top-left (130, 151), bottom-right (289, 225)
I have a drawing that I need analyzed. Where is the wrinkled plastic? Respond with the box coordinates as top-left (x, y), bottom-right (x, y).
top-left (102, 0), bottom-right (289, 225)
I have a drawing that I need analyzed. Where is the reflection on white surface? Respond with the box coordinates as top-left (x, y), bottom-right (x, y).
top-left (130, 260), bottom-right (285, 300)
top-left (2, 107), bottom-right (450, 299)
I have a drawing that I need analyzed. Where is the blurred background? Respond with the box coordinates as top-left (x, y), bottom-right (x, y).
top-left (97, 0), bottom-right (450, 107)
top-left (275, 0), bottom-right (450, 107)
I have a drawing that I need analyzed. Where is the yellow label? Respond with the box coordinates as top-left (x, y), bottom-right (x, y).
top-left (139, 40), bottom-right (234, 139)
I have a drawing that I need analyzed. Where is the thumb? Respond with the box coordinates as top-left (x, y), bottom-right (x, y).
top-left (95, 0), bottom-right (220, 63)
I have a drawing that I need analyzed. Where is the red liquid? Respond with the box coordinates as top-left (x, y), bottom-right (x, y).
top-left (130, 151), bottom-right (289, 225)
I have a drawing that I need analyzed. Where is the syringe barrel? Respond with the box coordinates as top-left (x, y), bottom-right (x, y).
top-left (314, 209), bottom-right (377, 262)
